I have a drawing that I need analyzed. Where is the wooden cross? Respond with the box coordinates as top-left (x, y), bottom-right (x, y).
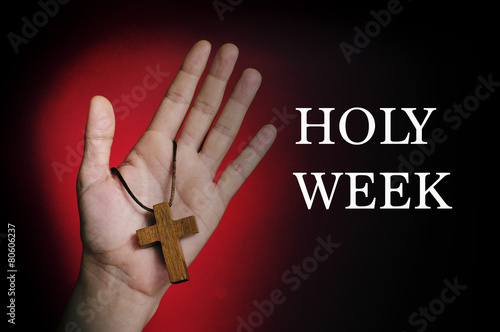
top-left (136, 202), bottom-right (198, 284)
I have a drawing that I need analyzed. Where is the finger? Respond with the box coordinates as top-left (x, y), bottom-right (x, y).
top-left (216, 124), bottom-right (277, 206)
top-left (199, 68), bottom-right (262, 178)
top-left (78, 95), bottom-right (116, 186)
top-left (177, 43), bottom-right (239, 151)
top-left (147, 40), bottom-right (212, 140)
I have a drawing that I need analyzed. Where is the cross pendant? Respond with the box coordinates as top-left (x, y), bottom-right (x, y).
top-left (136, 202), bottom-right (198, 284)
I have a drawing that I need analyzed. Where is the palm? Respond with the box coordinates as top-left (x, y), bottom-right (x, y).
top-left (77, 41), bottom-right (276, 297)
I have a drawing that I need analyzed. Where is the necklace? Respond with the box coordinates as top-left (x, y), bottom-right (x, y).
top-left (111, 141), bottom-right (198, 284)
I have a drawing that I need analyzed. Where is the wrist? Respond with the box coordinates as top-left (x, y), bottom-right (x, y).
top-left (58, 253), bottom-right (166, 332)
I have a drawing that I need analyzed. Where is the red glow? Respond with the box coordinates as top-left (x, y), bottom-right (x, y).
top-left (29, 31), bottom-right (302, 331)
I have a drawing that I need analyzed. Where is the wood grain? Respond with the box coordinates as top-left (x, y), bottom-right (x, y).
top-left (136, 202), bottom-right (198, 284)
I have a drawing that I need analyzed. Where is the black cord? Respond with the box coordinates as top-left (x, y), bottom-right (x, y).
top-left (111, 141), bottom-right (177, 212)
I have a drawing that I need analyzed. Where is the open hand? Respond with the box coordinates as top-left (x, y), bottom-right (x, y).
top-left (59, 40), bottom-right (276, 331)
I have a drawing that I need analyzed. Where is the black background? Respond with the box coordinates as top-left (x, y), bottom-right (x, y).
top-left (2, 0), bottom-right (488, 331)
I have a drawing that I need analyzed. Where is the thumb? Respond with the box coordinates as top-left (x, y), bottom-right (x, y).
top-left (78, 95), bottom-right (116, 188)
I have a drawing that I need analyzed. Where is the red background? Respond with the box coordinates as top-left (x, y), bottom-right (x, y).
top-left (3, 0), bottom-right (488, 331)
